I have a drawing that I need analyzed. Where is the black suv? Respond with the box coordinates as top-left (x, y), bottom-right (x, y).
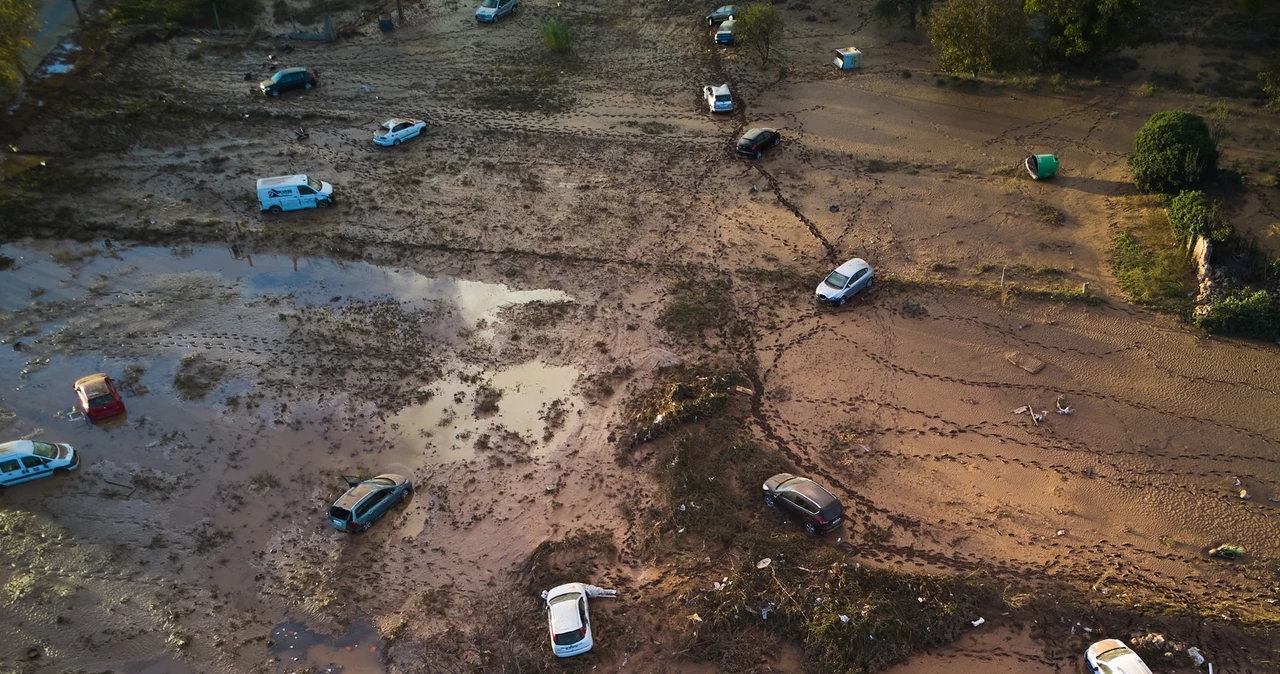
top-left (763, 473), bottom-right (843, 534)
top-left (260, 68), bottom-right (317, 97)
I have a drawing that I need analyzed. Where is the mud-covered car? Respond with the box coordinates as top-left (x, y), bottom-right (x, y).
top-left (543, 583), bottom-right (617, 657)
top-left (1085, 640), bottom-right (1154, 674)
top-left (74, 373), bottom-right (126, 421)
top-left (763, 473), bottom-right (843, 534)
top-left (0, 440), bottom-right (79, 487)
top-left (327, 474), bottom-right (412, 533)
top-left (374, 118), bottom-right (427, 146)
top-left (714, 18), bottom-right (735, 44)
top-left (703, 84), bottom-right (733, 113)
top-left (736, 127), bottom-right (780, 158)
top-left (815, 258), bottom-right (874, 306)
top-left (706, 4), bottom-right (736, 25)
top-left (260, 67), bottom-right (317, 97)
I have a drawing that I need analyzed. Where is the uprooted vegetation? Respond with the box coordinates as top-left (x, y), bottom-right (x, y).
top-left (624, 368), bottom-right (740, 449)
top-left (658, 278), bottom-right (735, 342)
top-left (172, 353), bottom-right (228, 401)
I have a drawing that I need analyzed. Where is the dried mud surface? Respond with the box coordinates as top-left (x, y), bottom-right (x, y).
top-left (2, 0), bottom-right (1279, 672)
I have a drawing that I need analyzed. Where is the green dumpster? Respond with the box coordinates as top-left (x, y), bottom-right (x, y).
top-left (1025, 154), bottom-right (1058, 180)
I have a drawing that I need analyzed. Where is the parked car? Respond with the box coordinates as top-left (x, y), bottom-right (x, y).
top-left (260, 67), bottom-right (317, 97)
top-left (706, 4), bottom-right (736, 25)
top-left (74, 373), bottom-right (125, 421)
top-left (475, 0), bottom-right (517, 22)
top-left (714, 18), bottom-right (735, 44)
top-left (815, 258), bottom-right (874, 306)
top-left (736, 127), bottom-right (780, 158)
top-left (0, 440), bottom-right (79, 487)
top-left (374, 118), bottom-right (428, 147)
top-left (543, 583), bottom-right (598, 657)
top-left (1085, 640), bottom-right (1154, 674)
top-left (703, 84), bottom-right (733, 113)
top-left (763, 473), bottom-right (844, 534)
top-left (326, 474), bottom-right (412, 533)
top-left (257, 174), bottom-right (334, 214)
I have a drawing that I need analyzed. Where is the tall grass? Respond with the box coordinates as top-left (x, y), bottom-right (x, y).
top-left (540, 19), bottom-right (572, 52)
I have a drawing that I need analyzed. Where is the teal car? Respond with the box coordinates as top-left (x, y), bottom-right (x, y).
top-left (327, 474), bottom-right (412, 533)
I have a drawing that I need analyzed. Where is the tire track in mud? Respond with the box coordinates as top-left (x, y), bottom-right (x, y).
top-left (752, 164), bottom-right (838, 264)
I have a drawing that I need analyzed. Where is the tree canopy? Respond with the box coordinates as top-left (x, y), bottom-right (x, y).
top-left (0, 0), bottom-right (36, 94)
top-left (735, 3), bottom-right (785, 66)
top-left (874, 0), bottom-right (933, 29)
top-left (1129, 111), bottom-right (1218, 194)
top-left (928, 0), bottom-right (1028, 78)
top-left (1023, 0), bottom-right (1149, 59)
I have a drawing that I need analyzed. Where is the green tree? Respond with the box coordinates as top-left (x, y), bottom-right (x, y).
top-left (1023, 0), bottom-right (1149, 60)
top-left (1260, 55), bottom-right (1280, 112)
top-left (929, 0), bottom-right (1029, 78)
top-left (1195, 289), bottom-right (1280, 340)
top-left (874, 0), bottom-right (934, 29)
top-left (736, 2), bottom-right (785, 66)
top-left (0, 0), bottom-right (36, 94)
top-left (1167, 191), bottom-right (1233, 242)
top-left (1129, 111), bottom-right (1218, 194)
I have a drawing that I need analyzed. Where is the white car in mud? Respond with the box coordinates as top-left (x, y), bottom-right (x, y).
top-left (0, 440), bottom-right (79, 487)
top-left (542, 583), bottom-right (616, 658)
top-left (703, 84), bottom-right (733, 113)
top-left (1085, 639), bottom-right (1154, 674)
top-left (816, 257), bottom-right (874, 306)
top-left (374, 118), bottom-right (427, 147)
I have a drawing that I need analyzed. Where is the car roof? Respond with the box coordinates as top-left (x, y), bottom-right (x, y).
top-left (333, 474), bottom-right (404, 508)
top-left (74, 374), bottom-right (113, 397)
top-left (833, 258), bottom-right (870, 276)
top-left (0, 440), bottom-right (37, 457)
top-left (742, 127), bottom-right (772, 140)
top-left (257, 175), bottom-right (308, 187)
top-left (74, 373), bottom-right (109, 387)
top-left (709, 84), bottom-right (730, 95)
top-left (1089, 641), bottom-right (1152, 674)
top-left (547, 582), bottom-right (584, 598)
top-left (719, 18), bottom-right (734, 25)
top-left (276, 67), bottom-right (307, 75)
top-left (549, 594), bottom-right (583, 631)
top-left (382, 118), bottom-right (421, 125)
top-left (779, 476), bottom-right (838, 509)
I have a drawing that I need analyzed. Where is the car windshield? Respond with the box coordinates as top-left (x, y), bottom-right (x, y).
top-left (481, 0), bottom-right (499, 7)
top-left (87, 393), bottom-right (115, 408)
top-left (1097, 647), bottom-right (1135, 663)
top-left (30, 441), bottom-right (57, 458)
top-left (714, 94), bottom-right (731, 102)
top-left (824, 271), bottom-right (849, 289)
top-left (306, 177), bottom-right (322, 191)
top-left (553, 629), bottom-right (585, 646)
top-left (328, 506), bottom-right (351, 521)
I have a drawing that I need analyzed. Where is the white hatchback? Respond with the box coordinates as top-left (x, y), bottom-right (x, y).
top-left (374, 118), bottom-right (427, 147)
top-left (543, 583), bottom-right (597, 657)
top-left (816, 257), bottom-right (874, 306)
top-left (704, 84), bottom-right (733, 113)
top-left (0, 440), bottom-right (79, 487)
top-left (1085, 639), bottom-right (1154, 674)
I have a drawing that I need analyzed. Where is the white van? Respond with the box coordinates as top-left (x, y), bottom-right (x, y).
top-left (257, 174), bottom-right (335, 214)
top-left (0, 440), bottom-right (79, 487)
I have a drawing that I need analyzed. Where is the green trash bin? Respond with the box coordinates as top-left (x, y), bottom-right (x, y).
top-left (1025, 154), bottom-right (1058, 180)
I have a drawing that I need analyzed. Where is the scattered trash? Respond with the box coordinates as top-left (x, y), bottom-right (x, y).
top-left (687, 613), bottom-right (702, 622)
top-left (1233, 477), bottom-right (1241, 486)
top-left (859, 444), bottom-right (870, 453)
top-left (678, 504), bottom-right (687, 512)
top-left (756, 557), bottom-right (772, 569)
top-left (1187, 647), bottom-right (1205, 666)
top-left (750, 183), bottom-right (758, 193)
top-left (829, 204), bottom-right (840, 212)
top-left (1209, 544), bottom-right (1245, 560)
top-left (582, 585), bottom-right (617, 598)
top-left (1005, 351), bottom-right (1046, 374)
top-left (1055, 395), bottom-right (1073, 415)
top-left (760, 603), bottom-right (775, 620)
top-left (839, 614), bottom-right (850, 623)
top-left (1269, 497), bottom-right (1279, 503)
top-left (1025, 153), bottom-right (1059, 180)
top-left (1239, 490), bottom-right (1251, 500)
top-left (970, 617), bottom-right (985, 627)
top-left (711, 577), bottom-right (729, 591)
top-left (1032, 410), bottom-right (1046, 424)
top-left (1013, 405), bottom-right (1030, 415)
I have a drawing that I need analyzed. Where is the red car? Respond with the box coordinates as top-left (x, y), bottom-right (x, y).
top-left (74, 373), bottom-right (126, 421)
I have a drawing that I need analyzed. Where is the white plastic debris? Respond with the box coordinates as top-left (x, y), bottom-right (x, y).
top-left (583, 585), bottom-right (617, 598)
top-left (1055, 395), bottom-right (1073, 415)
top-left (1187, 647), bottom-right (1205, 666)
top-left (1240, 490), bottom-right (1251, 500)
top-left (1012, 406), bottom-right (1030, 415)
top-left (839, 614), bottom-right (850, 623)
top-left (679, 504), bottom-right (687, 511)
top-left (688, 613), bottom-right (702, 622)
top-left (971, 617), bottom-right (985, 627)
top-left (756, 558), bottom-right (772, 569)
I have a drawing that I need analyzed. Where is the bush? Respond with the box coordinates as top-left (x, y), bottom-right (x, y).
top-left (540, 19), bottom-right (571, 52)
top-left (736, 2), bottom-right (785, 66)
top-left (111, 0), bottom-right (262, 27)
top-left (1129, 111), bottom-right (1218, 194)
top-left (1167, 190), bottom-right (1233, 242)
top-left (1195, 289), bottom-right (1280, 340)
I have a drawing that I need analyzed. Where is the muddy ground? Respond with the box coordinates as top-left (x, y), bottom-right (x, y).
top-left (1, 0), bottom-right (1279, 672)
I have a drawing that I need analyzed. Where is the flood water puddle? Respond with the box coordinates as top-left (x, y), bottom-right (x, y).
top-left (0, 241), bottom-right (572, 320)
top-left (269, 619), bottom-right (385, 674)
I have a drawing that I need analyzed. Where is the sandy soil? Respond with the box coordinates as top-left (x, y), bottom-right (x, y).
top-left (1, 0), bottom-right (1279, 672)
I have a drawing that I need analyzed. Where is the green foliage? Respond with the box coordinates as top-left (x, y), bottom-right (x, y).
top-left (735, 2), bottom-right (785, 66)
top-left (1167, 190), bottom-right (1232, 242)
top-left (1195, 289), bottom-right (1280, 340)
top-left (928, 0), bottom-right (1029, 78)
top-left (540, 19), bottom-right (572, 53)
top-left (0, 0), bottom-right (36, 95)
top-left (1129, 111), bottom-right (1218, 194)
top-left (874, 0), bottom-right (933, 29)
top-left (658, 278), bottom-right (733, 341)
top-left (1109, 205), bottom-right (1196, 314)
top-left (111, 0), bottom-right (263, 28)
top-left (1260, 55), bottom-right (1280, 112)
top-left (1023, 0), bottom-right (1149, 59)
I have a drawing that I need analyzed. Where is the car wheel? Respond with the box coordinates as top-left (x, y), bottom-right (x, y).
top-left (393, 138), bottom-right (402, 146)
top-left (837, 297), bottom-right (846, 307)
top-left (764, 494), bottom-right (776, 508)
top-left (304, 82), bottom-right (313, 90)
top-left (53, 467), bottom-right (69, 475)
top-left (753, 150), bottom-right (762, 159)
top-left (317, 199), bottom-right (331, 209)
top-left (804, 521), bottom-right (817, 535)
top-left (269, 205), bottom-right (282, 214)
top-left (271, 89), bottom-right (280, 97)
top-left (867, 276), bottom-right (874, 288)
top-left (774, 134), bottom-right (781, 146)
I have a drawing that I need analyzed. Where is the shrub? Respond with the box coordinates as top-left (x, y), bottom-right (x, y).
top-left (1195, 289), bottom-right (1280, 340)
top-left (111, 0), bottom-right (262, 27)
top-left (1167, 190), bottom-right (1232, 242)
top-left (736, 3), bottom-right (785, 66)
top-left (1129, 111), bottom-right (1218, 194)
top-left (540, 19), bottom-right (571, 52)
